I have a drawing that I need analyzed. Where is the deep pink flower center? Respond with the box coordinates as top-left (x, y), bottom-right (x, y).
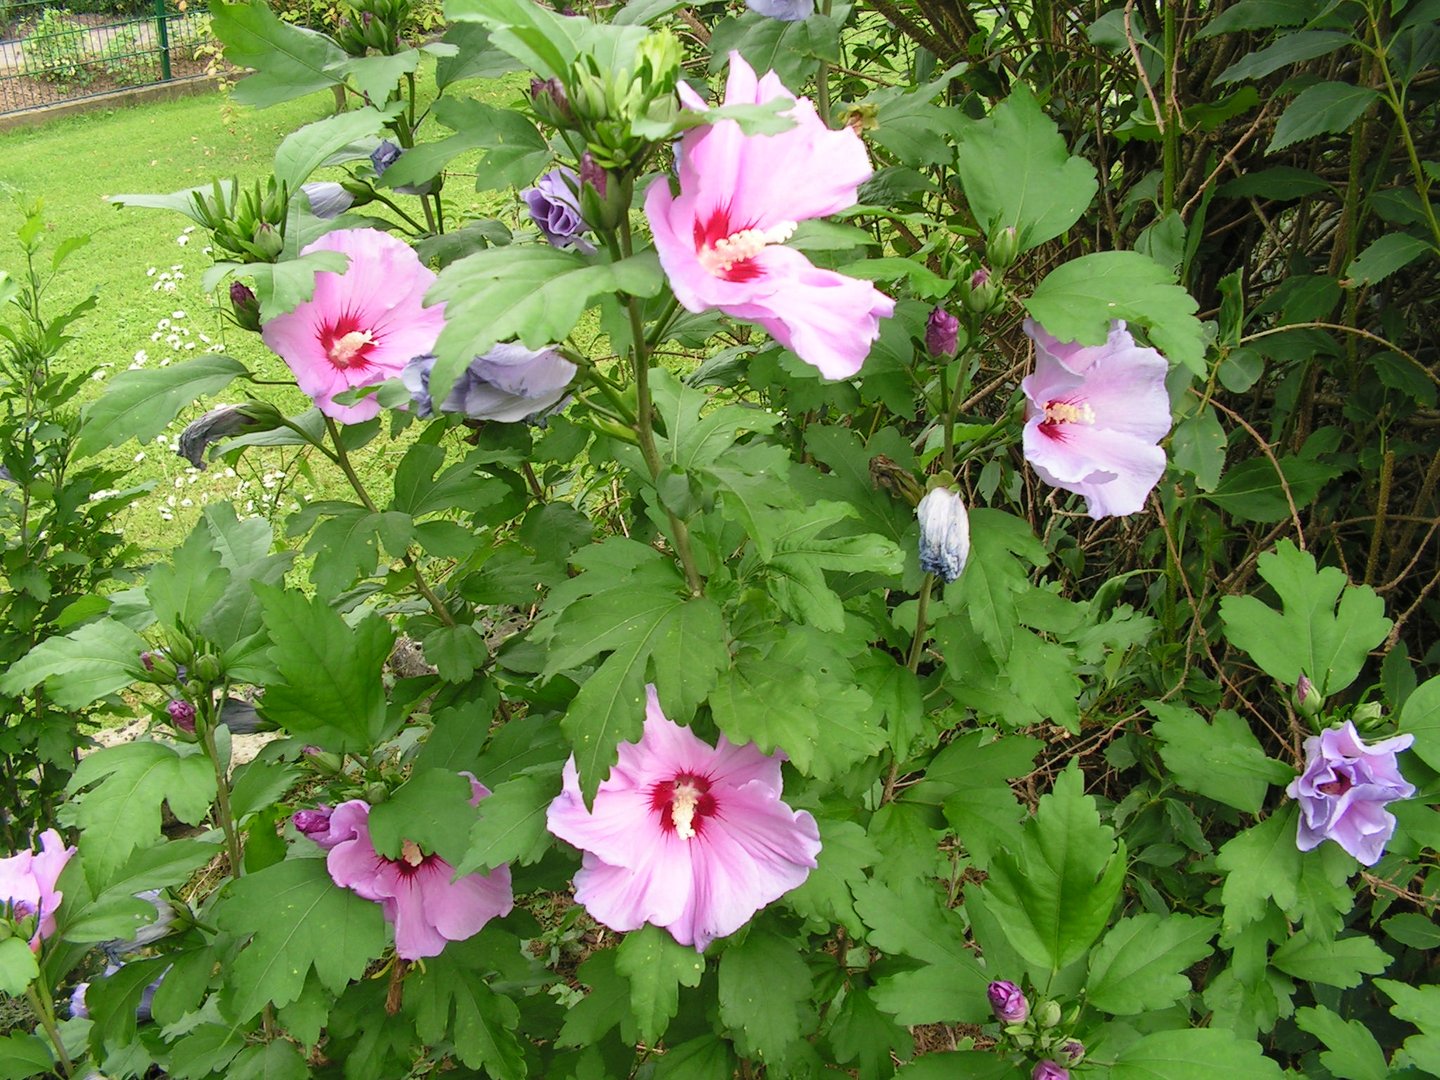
top-left (1040, 399), bottom-right (1096, 427)
top-left (321, 315), bottom-right (379, 370)
top-left (650, 772), bottom-right (718, 839)
top-left (391, 838), bottom-right (441, 878)
top-left (693, 208), bottom-right (795, 283)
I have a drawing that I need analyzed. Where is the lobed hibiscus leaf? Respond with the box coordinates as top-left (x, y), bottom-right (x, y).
top-left (216, 858), bottom-right (387, 1021)
top-left (953, 84), bottom-right (1098, 250)
top-left (273, 108), bottom-right (389, 191)
top-left (1085, 913), bottom-right (1219, 1015)
top-left (1109, 1028), bottom-right (1284, 1080)
top-left (1294, 1005), bottom-right (1389, 1080)
top-left (428, 248), bottom-right (664, 405)
top-left (60, 741), bottom-right (217, 890)
top-left (0, 618), bottom-right (146, 709)
top-left (209, 0), bottom-right (346, 108)
top-left (409, 942), bottom-right (528, 1079)
top-left (1024, 250), bottom-right (1206, 375)
top-left (75, 354), bottom-right (251, 458)
top-left (1148, 702), bottom-right (1293, 813)
top-left (454, 772), bottom-right (560, 875)
top-left (615, 924), bottom-right (706, 1046)
top-left (718, 927), bottom-right (813, 1062)
top-left (1219, 539), bottom-right (1391, 697)
top-left (980, 766), bottom-right (1127, 975)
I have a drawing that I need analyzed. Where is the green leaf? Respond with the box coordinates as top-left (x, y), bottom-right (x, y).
top-left (274, 108), bottom-right (387, 190)
top-left (1268, 82), bottom-right (1380, 153)
top-left (980, 766), bottom-right (1126, 973)
top-left (1219, 539), bottom-right (1391, 696)
top-left (85, 954), bottom-right (170, 1053)
top-left (1271, 931), bottom-right (1390, 987)
top-left (1171, 405), bottom-right (1227, 491)
top-left (829, 985), bottom-right (914, 1078)
top-left (1376, 979), bottom-right (1440, 1075)
top-left (785, 819), bottom-right (880, 937)
top-left (424, 624), bottom-right (490, 683)
top-left (615, 925), bottom-right (706, 1045)
top-left (1294, 1005), bottom-right (1389, 1080)
top-left (76, 354), bottom-right (250, 457)
top-left (1214, 805), bottom-right (1358, 935)
top-left (217, 857), bottom-right (387, 1021)
top-left (1024, 250), bottom-right (1205, 375)
top-left (228, 1041), bottom-right (311, 1080)
top-left (898, 1051), bottom-right (1023, 1079)
top-left (329, 50), bottom-right (418, 109)
top-left (1149, 702), bottom-right (1291, 813)
top-left (0, 1032), bottom-right (53, 1079)
top-left (1109, 1029), bottom-right (1284, 1079)
top-left (367, 768), bottom-right (476, 865)
top-left (62, 742), bottom-right (216, 889)
top-left (410, 939), bottom-right (527, 1079)
top-left (429, 249), bottom-right (663, 403)
top-left (146, 522), bottom-right (229, 634)
top-left (382, 98), bottom-right (548, 193)
top-left (0, 618), bottom-right (145, 708)
top-left (1400, 674), bottom-right (1440, 772)
top-left (953, 84), bottom-right (1099, 250)
top-left (455, 772), bottom-right (560, 874)
top-left (209, 0), bottom-right (346, 107)
top-left (558, 950), bottom-right (632, 1047)
top-left (1344, 232), bottom-right (1434, 287)
top-left (433, 22), bottom-right (524, 87)
top-left (1214, 30), bottom-right (1354, 84)
top-left (255, 584), bottom-right (396, 753)
top-left (707, 12), bottom-right (842, 93)
top-left (1086, 913), bottom-right (1218, 1015)
top-left (718, 928), bottom-right (811, 1061)
top-left (0, 937), bottom-right (38, 996)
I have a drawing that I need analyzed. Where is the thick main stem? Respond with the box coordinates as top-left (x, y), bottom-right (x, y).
top-left (200, 695), bottom-right (245, 879)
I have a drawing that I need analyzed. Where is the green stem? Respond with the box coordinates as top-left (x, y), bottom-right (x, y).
top-left (199, 691), bottom-right (244, 879)
top-left (1370, 10), bottom-right (1440, 248)
top-left (323, 417), bottom-right (457, 627)
top-left (26, 980), bottom-right (74, 1078)
top-left (937, 365), bottom-right (954, 473)
top-left (905, 575), bottom-right (934, 673)
top-left (815, 0), bottom-right (833, 126)
top-left (1161, 1), bottom-right (1178, 213)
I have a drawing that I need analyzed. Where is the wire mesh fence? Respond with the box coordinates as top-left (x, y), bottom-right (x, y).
top-left (0, 0), bottom-right (213, 115)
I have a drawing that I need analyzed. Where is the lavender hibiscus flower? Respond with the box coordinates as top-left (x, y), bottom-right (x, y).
top-left (1288, 720), bottom-right (1415, 865)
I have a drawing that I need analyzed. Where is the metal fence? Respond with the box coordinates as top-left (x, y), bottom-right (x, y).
top-left (0, 0), bottom-right (212, 115)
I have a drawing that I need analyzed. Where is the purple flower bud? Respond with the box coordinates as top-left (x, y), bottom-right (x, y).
top-left (1287, 720), bottom-right (1415, 865)
top-left (293, 807), bottom-right (335, 847)
top-left (371, 139), bottom-right (439, 196)
top-left (925, 305), bottom-right (959, 358)
top-left (300, 181), bottom-right (355, 220)
top-left (530, 76), bottom-right (571, 123)
top-left (987, 980), bottom-right (1029, 1024)
top-left (140, 651), bottom-right (156, 672)
top-left (1033, 1062), bottom-right (1070, 1080)
top-left (579, 152), bottom-right (607, 198)
top-left (166, 699), bottom-right (196, 733)
top-left (229, 281), bottom-right (261, 332)
top-left (523, 168), bottom-right (595, 254)
top-left (970, 266), bottom-right (991, 289)
top-left (1060, 1039), bottom-right (1086, 1066)
top-left (1294, 672), bottom-right (1322, 717)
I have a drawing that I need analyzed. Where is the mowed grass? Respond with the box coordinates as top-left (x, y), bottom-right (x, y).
top-left (0, 68), bottom-right (527, 552)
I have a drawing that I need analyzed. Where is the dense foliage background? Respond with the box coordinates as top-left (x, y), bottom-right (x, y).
top-left (0, 0), bottom-right (1437, 1077)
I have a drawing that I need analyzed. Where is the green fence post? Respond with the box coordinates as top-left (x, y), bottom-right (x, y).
top-left (154, 0), bottom-right (172, 81)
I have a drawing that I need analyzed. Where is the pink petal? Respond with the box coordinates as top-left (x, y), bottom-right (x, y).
top-left (1024, 421), bottom-right (1166, 518)
top-left (547, 758), bottom-right (660, 870)
top-left (571, 839), bottom-right (696, 938)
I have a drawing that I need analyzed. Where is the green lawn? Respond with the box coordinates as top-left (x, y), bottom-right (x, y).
top-left (0, 71), bottom-right (525, 551)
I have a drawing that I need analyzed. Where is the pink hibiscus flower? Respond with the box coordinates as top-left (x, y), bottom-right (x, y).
top-left (319, 777), bottom-right (513, 960)
top-left (1021, 319), bottom-right (1172, 518)
top-left (260, 228), bottom-right (447, 423)
top-left (644, 53), bottom-right (894, 379)
top-left (0, 829), bottom-right (75, 950)
top-left (546, 686), bottom-right (821, 952)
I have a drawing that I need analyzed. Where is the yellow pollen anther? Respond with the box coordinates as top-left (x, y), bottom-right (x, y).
top-left (697, 221), bottom-right (798, 276)
top-left (400, 839), bottom-right (425, 867)
top-left (329, 329), bottom-right (375, 368)
top-left (1043, 400), bottom-right (1096, 425)
top-left (671, 781), bottom-right (702, 840)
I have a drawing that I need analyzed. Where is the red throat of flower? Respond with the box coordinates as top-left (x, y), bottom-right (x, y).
top-left (693, 208), bottom-right (796, 283)
top-left (1037, 398), bottom-right (1097, 440)
top-left (651, 773), bottom-right (718, 839)
top-left (322, 316), bottom-right (379, 370)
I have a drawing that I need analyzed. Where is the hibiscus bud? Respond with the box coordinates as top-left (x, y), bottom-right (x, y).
top-left (1060, 1039), bottom-right (1086, 1066)
top-left (634, 28), bottom-right (681, 100)
top-left (925, 306), bottom-right (959, 358)
top-left (989, 225), bottom-right (1020, 270)
top-left (843, 102), bottom-right (879, 135)
top-left (139, 650), bottom-right (155, 672)
top-left (917, 487), bottom-right (970, 583)
top-left (302, 746), bottom-right (343, 775)
top-left (579, 152), bottom-right (608, 199)
top-left (530, 76), bottom-right (572, 126)
top-left (1034, 1000), bottom-right (1062, 1029)
top-left (961, 265), bottom-right (1001, 314)
top-left (1352, 701), bottom-right (1385, 731)
top-left (166, 699), bottom-right (196, 734)
top-left (364, 782), bottom-right (389, 805)
top-left (139, 650), bottom-right (179, 684)
top-left (1293, 672), bottom-right (1322, 718)
top-left (1032, 1062), bottom-right (1070, 1080)
top-left (987, 980), bottom-right (1029, 1025)
top-left (229, 282), bottom-right (262, 332)
top-left (293, 807), bottom-right (334, 842)
top-left (524, 168), bottom-right (595, 254)
top-left (300, 181), bottom-right (355, 220)
top-left (191, 653), bottom-right (222, 684)
top-left (251, 222), bottom-right (284, 261)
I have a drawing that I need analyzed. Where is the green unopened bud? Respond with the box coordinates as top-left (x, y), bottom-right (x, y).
top-left (163, 630), bottom-right (196, 666)
top-left (988, 225), bottom-right (1020, 270)
top-left (1352, 701), bottom-right (1385, 731)
top-left (364, 782), bottom-right (389, 805)
top-left (191, 653), bottom-right (223, 684)
top-left (140, 650), bottom-right (180, 684)
top-left (843, 102), bottom-right (879, 135)
top-left (1034, 1000), bottom-right (1062, 1029)
top-left (339, 179), bottom-right (377, 208)
top-left (251, 222), bottom-right (284, 261)
top-left (634, 28), bottom-right (681, 100)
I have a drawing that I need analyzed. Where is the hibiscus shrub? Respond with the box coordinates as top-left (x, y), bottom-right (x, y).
top-left (2, 0), bottom-right (1438, 1077)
